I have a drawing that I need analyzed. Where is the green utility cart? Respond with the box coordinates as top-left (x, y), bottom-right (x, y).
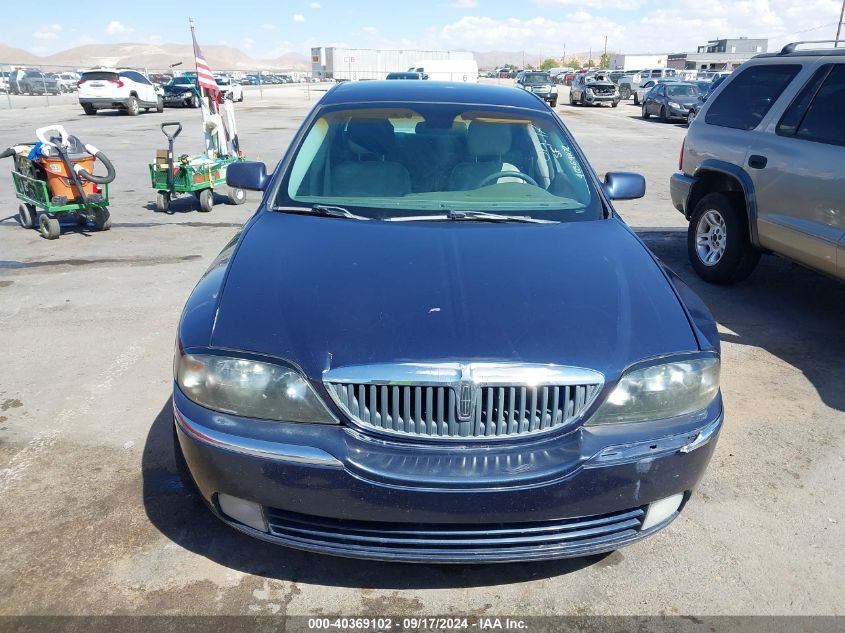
top-left (13, 155), bottom-right (111, 240)
top-left (150, 122), bottom-right (246, 213)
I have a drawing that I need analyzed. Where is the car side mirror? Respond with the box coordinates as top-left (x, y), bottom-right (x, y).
top-left (603, 172), bottom-right (646, 200)
top-left (227, 161), bottom-right (269, 191)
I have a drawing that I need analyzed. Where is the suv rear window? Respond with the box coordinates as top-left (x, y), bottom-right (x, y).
top-left (81, 71), bottom-right (119, 81)
top-left (705, 64), bottom-right (800, 130)
top-left (777, 64), bottom-right (845, 147)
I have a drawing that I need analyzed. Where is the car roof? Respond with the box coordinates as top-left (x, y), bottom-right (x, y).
top-left (321, 80), bottom-right (549, 111)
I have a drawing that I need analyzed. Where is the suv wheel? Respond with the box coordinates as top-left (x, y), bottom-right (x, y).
top-left (633, 92), bottom-right (639, 105)
top-left (620, 86), bottom-right (631, 100)
top-left (688, 193), bottom-right (760, 284)
top-left (82, 104), bottom-right (96, 115)
top-left (156, 96), bottom-right (164, 113)
top-left (126, 96), bottom-right (140, 116)
top-left (641, 104), bottom-right (649, 119)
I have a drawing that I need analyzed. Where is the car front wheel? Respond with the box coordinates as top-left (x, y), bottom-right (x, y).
top-left (688, 193), bottom-right (760, 284)
top-left (126, 96), bottom-right (140, 116)
top-left (641, 104), bottom-right (649, 119)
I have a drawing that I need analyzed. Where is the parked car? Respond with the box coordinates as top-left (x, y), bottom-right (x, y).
top-left (173, 80), bottom-right (724, 563)
top-left (386, 71), bottom-right (427, 80)
top-left (616, 70), bottom-right (643, 99)
top-left (15, 70), bottom-right (60, 95)
top-left (215, 76), bottom-right (244, 102)
top-left (162, 76), bottom-right (201, 108)
top-left (671, 43), bottom-right (845, 284)
top-left (514, 70), bottom-right (557, 107)
top-left (641, 82), bottom-right (700, 122)
top-left (687, 77), bottom-right (728, 125)
top-left (77, 68), bottom-right (162, 115)
top-left (55, 72), bottom-right (80, 93)
top-left (633, 78), bottom-right (677, 105)
top-left (569, 72), bottom-right (620, 107)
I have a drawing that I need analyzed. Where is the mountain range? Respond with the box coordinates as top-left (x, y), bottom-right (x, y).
top-left (0, 42), bottom-right (589, 73)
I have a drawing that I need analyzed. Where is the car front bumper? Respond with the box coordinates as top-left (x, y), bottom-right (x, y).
top-left (174, 386), bottom-right (723, 563)
top-left (585, 93), bottom-right (619, 104)
top-left (670, 172), bottom-right (696, 216)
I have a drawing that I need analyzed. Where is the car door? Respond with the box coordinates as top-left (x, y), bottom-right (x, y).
top-left (750, 63), bottom-right (845, 277)
top-left (646, 84), bottom-right (664, 115)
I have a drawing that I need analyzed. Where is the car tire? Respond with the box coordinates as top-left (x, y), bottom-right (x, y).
top-left (687, 110), bottom-right (697, 126)
top-left (238, 94), bottom-right (244, 102)
top-left (569, 91), bottom-right (576, 106)
top-left (39, 214), bottom-right (60, 240)
top-left (580, 93), bottom-right (587, 106)
top-left (227, 187), bottom-right (246, 205)
top-left (549, 98), bottom-right (557, 108)
top-left (155, 191), bottom-right (171, 212)
top-left (156, 96), bottom-right (164, 113)
top-left (93, 207), bottom-right (111, 231)
top-left (82, 104), bottom-right (96, 115)
top-left (660, 106), bottom-right (669, 123)
top-left (641, 104), bottom-right (649, 119)
top-left (688, 192), bottom-right (760, 285)
top-left (197, 188), bottom-right (214, 213)
top-left (633, 93), bottom-right (639, 105)
top-left (612, 100), bottom-right (619, 108)
top-left (620, 86), bottom-right (631, 100)
top-left (126, 96), bottom-right (140, 116)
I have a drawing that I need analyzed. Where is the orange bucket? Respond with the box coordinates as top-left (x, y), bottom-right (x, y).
top-left (38, 155), bottom-right (97, 200)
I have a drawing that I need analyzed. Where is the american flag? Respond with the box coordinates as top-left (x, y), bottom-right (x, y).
top-left (191, 30), bottom-right (220, 99)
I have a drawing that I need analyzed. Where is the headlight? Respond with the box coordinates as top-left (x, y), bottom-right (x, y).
top-left (181, 91), bottom-right (193, 98)
top-left (588, 356), bottom-right (719, 425)
top-left (668, 101), bottom-right (681, 109)
top-left (175, 351), bottom-right (337, 424)
top-left (586, 88), bottom-right (594, 95)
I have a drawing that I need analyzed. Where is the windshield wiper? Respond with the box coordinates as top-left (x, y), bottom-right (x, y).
top-left (445, 209), bottom-right (555, 224)
top-left (275, 205), bottom-right (370, 220)
top-left (388, 210), bottom-right (555, 223)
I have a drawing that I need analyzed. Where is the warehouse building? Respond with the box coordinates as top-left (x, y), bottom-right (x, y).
top-left (607, 54), bottom-right (668, 71)
top-left (668, 37), bottom-right (768, 70)
top-left (311, 47), bottom-right (473, 81)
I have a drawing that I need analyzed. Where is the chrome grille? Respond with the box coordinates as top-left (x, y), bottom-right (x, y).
top-left (324, 362), bottom-right (603, 440)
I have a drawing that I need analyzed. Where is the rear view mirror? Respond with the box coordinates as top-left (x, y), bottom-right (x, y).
top-left (603, 172), bottom-right (646, 200)
top-left (227, 161), bottom-right (270, 191)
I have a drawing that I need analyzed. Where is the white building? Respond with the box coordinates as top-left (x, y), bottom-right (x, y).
top-left (311, 47), bottom-right (474, 81)
top-left (607, 54), bottom-right (668, 71)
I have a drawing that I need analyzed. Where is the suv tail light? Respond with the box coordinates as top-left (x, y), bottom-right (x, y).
top-left (76, 79), bottom-right (85, 87)
top-left (109, 79), bottom-right (124, 88)
top-left (679, 138), bottom-right (685, 171)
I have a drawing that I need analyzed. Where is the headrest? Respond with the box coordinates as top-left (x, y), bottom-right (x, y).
top-left (466, 120), bottom-right (513, 157)
top-left (346, 118), bottom-right (396, 156)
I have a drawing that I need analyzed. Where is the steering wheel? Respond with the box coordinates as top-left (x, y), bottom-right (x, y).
top-left (478, 170), bottom-right (538, 188)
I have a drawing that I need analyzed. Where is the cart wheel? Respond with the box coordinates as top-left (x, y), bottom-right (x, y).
top-left (18, 203), bottom-right (37, 229)
top-left (198, 189), bottom-right (214, 213)
top-left (39, 214), bottom-right (61, 240)
top-left (227, 187), bottom-right (246, 205)
top-left (93, 207), bottom-right (111, 231)
top-left (76, 213), bottom-right (88, 226)
top-left (155, 191), bottom-right (171, 213)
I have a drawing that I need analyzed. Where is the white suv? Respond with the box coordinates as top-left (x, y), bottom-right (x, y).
top-left (77, 68), bottom-right (163, 116)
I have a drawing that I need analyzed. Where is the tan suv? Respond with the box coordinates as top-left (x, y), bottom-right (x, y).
top-left (670, 42), bottom-right (845, 284)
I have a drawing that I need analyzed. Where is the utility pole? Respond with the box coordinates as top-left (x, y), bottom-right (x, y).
top-left (563, 43), bottom-right (566, 63)
top-left (836, 0), bottom-right (845, 47)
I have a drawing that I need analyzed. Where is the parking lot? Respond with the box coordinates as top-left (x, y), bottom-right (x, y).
top-left (0, 81), bottom-right (843, 616)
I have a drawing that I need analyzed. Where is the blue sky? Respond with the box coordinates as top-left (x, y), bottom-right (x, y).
top-left (7, 0), bottom-right (844, 58)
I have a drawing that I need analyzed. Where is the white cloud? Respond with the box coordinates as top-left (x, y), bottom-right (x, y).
top-left (433, 1), bottom-right (842, 57)
top-left (450, 0), bottom-right (479, 7)
top-left (309, 1), bottom-right (321, 7)
top-left (106, 21), bottom-right (130, 36)
top-left (362, 26), bottom-right (380, 35)
top-left (242, 37), bottom-right (255, 49)
top-left (261, 23), bottom-right (276, 30)
top-left (33, 24), bottom-right (61, 41)
top-left (293, 13), bottom-right (306, 22)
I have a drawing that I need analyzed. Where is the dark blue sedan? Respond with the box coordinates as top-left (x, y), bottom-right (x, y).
top-left (172, 81), bottom-right (723, 563)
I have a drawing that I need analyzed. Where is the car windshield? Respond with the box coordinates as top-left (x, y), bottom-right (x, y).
top-left (167, 76), bottom-right (195, 86)
top-left (667, 84), bottom-right (699, 97)
top-left (216, 77), bottom-right (232, 85)
top-left (522, 73), bottom-right (552, 85)
top-left (695, 81), bottom-right (711, 93)
top-left (277, 104), bottom-right (601, 222)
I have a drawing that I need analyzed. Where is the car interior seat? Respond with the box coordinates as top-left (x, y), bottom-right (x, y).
top-left (330, 118), bottom-right (411, 197)
top-left (447, 120), bottom-right (523, 191)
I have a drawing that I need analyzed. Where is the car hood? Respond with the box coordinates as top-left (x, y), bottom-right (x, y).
top-left (210, 212), bottom-right (698, 381)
